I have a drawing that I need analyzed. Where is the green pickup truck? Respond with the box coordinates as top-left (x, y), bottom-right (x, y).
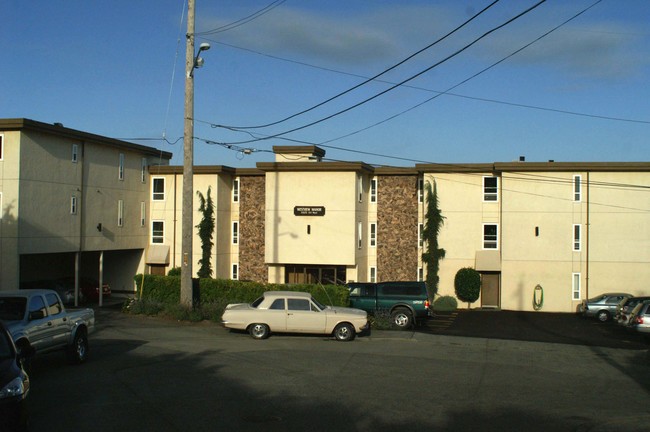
top-left (347, 281), bottom-right (431, 329)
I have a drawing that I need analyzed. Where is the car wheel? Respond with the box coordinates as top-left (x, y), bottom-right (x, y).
top-left (597, 310), bottom-right (610, 323)
top-left (67, 328), bottom-right (89, 364)
top-left (391, 308), bottom-right (413, 330)
top-left (333, 323), bottom-right (355, 341)
top-left (249, 323), bottom-right (270, 340)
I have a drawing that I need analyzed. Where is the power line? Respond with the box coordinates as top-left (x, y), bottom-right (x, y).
top-left (216, 0), bottom-right (500, 130)
top-left (196, 0), bottom-right (286, 36)
top-left (210, 0), bottom-right (548, 146)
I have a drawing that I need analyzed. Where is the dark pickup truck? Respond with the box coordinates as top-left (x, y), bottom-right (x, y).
top-left (347, 281), bottom-right (431, 329)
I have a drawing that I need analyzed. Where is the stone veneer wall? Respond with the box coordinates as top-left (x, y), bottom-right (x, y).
top-left (377, 175), bottom-right (419, 281)
top-left (239, 176), bottom-right (267, 282)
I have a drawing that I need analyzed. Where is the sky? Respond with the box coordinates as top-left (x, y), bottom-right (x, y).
top-left (2, 0), bottom-right (649, 168)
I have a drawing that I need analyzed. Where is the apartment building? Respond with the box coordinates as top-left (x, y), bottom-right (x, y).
top-left (0, 118), bottom-right (171, 294)
top-left (2, 119), bottom-right (647, 313)
top-left (149, 146), bottom-right (649, 313)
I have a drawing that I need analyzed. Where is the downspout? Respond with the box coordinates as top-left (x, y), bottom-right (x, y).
top-left (76, 141), bottom-right (85, 307)
top-left (173, 172), bottom-right (178, 268)
top-left (585, 172), bottom-right (590, 300)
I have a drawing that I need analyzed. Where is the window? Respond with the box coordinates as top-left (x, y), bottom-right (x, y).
top-left (118, 153), bottom-right (125, 180)
top-left (418, 267), bottom-right (424, 282)
top-left (45, 293), bottom-right (62, 316)
top-left (232, 264), bottom-right (239, 280)
top-left (370, 267), bottom-right (376, 283)
top-left (140, 202), bottom-right (146, 226)
top-left (233, 178), bottom-right (240, 203)
top-left (358, 175), bottom-right (363, 202)
top-left (418, 178), bottom-right (424, 203)
top-left (418, 223), bottom-right (424, 248)
top-left (141, 158), bottom-right (147, 183)
top-left (270, 298), bottom-right (285, 310)
top-left (573, 224), bottom-right (581, 251)
top-left (70, 196), bottom-right (78, 215)
top-left (0, 134), bottom-right (3, 160)
top-left (72, 144), bottom-right (78, 163)
top-left (357, 221), bottom-right (363, 249)
top-left (117, 200), bottom-right (124, 227)
top-left (370, 178), bottom-right (377, 203)
top-left (483, 177), bottom-right (498, 201)
top-left (232, 221), bottom-right (239, 245)
top-left (572, 273), bottom-right (581, 300)
top-left (152, 178), bottom-right (165, 200)
top-left (152, 221), bottom-right (164, 243)
top-left (369, 222), bottom-right (377, 247)
top-left (483, 224), bottom-right (498, 249)
top-left (573, 175), bottom-right (582, 202)
top-left (288, 299), bottom-right (311, 311)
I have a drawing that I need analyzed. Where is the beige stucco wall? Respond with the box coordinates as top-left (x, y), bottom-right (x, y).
top-left (265, 171), bottom-right (357, 266)
top-left (0, 131), bottom-right (20, 289)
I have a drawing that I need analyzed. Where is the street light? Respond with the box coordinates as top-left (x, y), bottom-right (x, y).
top-left (191, 42), bottom-right (211, 75)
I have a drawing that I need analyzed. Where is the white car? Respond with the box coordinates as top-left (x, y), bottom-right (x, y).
top-left (221, 291), bottom-right (368, 341)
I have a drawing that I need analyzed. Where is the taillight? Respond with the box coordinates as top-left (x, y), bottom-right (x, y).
top-left (635, 316), bottom-right (644, 324)
top-left (425, 299), bottom-right (430, 309)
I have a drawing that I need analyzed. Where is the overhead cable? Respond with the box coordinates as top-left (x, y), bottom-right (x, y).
top-left (210, 0), bottom-right (548, 146)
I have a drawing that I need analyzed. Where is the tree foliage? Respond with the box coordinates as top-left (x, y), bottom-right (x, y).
top-left (421, 180), bottom-right (446, 297)
top-left (196, 187), bottom-right (215, 279)
top-left (454, 267), bottom-right (481, 306)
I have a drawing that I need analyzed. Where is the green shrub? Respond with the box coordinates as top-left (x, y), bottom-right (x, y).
top-left (369, 309), bottom-right (393, 330)
top-left (167, 267), bottom-right (181, 276)
top-left (432, 295), bottom-right (458, 311)
top-left (454, 267), bottom-right (481, 305)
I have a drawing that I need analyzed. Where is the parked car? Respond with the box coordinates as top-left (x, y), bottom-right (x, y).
top-left (347, 281), bottom-right (431, 329)
top-left (221, 291), bottom-right (368, 341)
top-left (578, 293), bottom-right (632, 322)
top-left (0, 321), bottom-right (31, 432)
top-left (0, 290), bottom-right (95, 364)
top-left (615, 296), bottom-right (650, 326)
top-left (627, 300), bottom-right (650, 337)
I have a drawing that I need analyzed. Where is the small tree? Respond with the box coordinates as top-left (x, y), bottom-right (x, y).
top-left (421, 180), bottom-right (446, 297)
top-left (195, 187), bottom-right (215, 279)
top-left (454, 267), bottom-right (481, 308)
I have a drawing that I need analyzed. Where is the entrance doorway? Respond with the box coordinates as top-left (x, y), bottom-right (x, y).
top-left (481, 273), bottom-right (500, 308)
top-left (285, 265), bottom-right (346, 285)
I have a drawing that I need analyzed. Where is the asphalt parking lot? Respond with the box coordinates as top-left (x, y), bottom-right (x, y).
top-left (422, 309), bottom-right (649, 350)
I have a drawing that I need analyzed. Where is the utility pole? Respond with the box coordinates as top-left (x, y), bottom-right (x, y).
top-left (181, 0), bottom-right (196, 307)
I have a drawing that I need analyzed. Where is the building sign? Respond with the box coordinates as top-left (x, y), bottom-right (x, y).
top-left (294, 206), bottom-right (325, 216)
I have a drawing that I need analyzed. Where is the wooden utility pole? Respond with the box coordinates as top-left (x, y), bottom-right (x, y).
top-left (181, 0), bottom-right (196, 307)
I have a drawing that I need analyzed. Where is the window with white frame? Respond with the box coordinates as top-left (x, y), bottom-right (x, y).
top-left (140, 202), bottom-right (146, 226)
top-left (70, 196), bottom-right (78, 215)
top-left (483, 224), bottom-right (498, 249)
top-left (370, 178), bottom-right (377, 203)
top-left (232, 264), bottom-right (239, 280)
top-left (572, 273), bottom-right (581, 300)
top-left (573, 224), bottom-right (581, 251)
top-left (573, 175), bottom-right (582, 202)
top-left (141, 158), bottom-right (147, 183)
top-left (118, 153), bottom-right (125, 180)
top-left (370, 267), bottom-right (376, 283)
top-left (152, 221), bottom-right (164, 243)
top-left (72, 144), bottom-right (78, 163)
top-left (418, 268), bottom-right (424, 282)
top-left (232, 221), bottom-right (239, 245)
top-left (418, 178), bottom-right (424, 203)
top-left (418, 223), bottom-right (424, 248)
top-left (483, 176), bottom-right (498, 201)
top-left (152, 178), bottom-right (165, 200)
top-left (358, 175), bottom-right (363, 203)
top-left (357, 221), bottom-right (363, 249)
top-left (369, 222), bottom-right (376, 247)
top-left (117, 200), bottom-right (124, 227)
top-left (233, 178), bottom-right (240, 203)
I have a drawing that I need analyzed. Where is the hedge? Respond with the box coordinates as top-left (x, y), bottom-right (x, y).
top-left (133, 274), bottom-right (350, 307)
